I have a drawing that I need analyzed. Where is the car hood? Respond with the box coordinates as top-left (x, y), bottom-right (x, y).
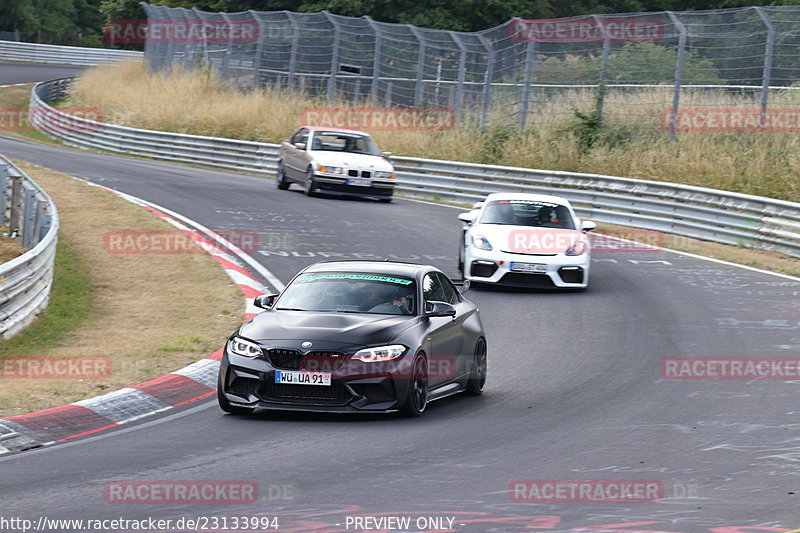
top-left (310, 151), bottom-right (393, 172)
top-left (473, 224), bottom-right (582, 254)
top-left (239, 310), bottom-right (416, 350)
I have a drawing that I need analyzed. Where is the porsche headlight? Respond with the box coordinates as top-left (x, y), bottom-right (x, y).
top-left (472, 234), bottom-right (493, 251)
top-left (228, 337), bottom-right (262, 358)
top-left (352, 345), bottom-right (407, 362)
top-left (318, 166), bottom-right (344, 175)
top-left (566, 237), bottom-right (588, 256)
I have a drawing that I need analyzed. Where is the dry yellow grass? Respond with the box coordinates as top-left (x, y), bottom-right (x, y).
top-left (67, 60), bottom-right (800, 202)
top-left (0, 226), bottom-right (23, 263)
top-left (0, 160), bottom-right (245, 417)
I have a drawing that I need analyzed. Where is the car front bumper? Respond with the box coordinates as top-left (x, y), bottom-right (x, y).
top-left (219, 350), bottom-right (414, 413)
top-left (313, 175), bottom-right (394, 199)
top-left (465, 249), bottom-right (590, 288)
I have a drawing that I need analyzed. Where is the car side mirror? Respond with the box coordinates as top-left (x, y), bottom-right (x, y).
top-left (424, 301), bottom-right (457, 317)
top-left (581, 220), bottom-right (597, 232)
top-left (293, 142), bottom-right (306, 150)
top-left (254, 294), bottom-right (279, 309)
top-left (471, 201), bottom-right (485, 209)
top-left (382, 151), bottom-right (392, 159)
top-left (458, 212), bottom-right (477, 225)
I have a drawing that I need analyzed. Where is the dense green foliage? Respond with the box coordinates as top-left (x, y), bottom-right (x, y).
top-left (3, 0), bottom-right (800, 39)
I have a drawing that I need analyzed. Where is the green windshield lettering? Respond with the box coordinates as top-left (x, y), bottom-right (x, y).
top-left (298, 273), bottom-right (413, 285)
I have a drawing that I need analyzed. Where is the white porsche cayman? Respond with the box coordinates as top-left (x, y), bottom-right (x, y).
top-left (458, 193), bottom-right (596, 289)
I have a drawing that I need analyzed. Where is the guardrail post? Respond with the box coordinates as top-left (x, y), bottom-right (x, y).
top-left (8, 171), bottom-right (22, 236)
top-left (32, 200), bottom-right (47, 247)
top-left (0, 162), bottom-right (8, 226)
top-left (755, 6), bottom-right (775, 127)
top-left (667, 12), bottom-right (687, 141)
top-left (21, 188), bottom-right (36, 249)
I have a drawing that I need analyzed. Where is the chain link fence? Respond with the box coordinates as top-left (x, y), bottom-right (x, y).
top-left (141, 4), bottom-right (800, 134)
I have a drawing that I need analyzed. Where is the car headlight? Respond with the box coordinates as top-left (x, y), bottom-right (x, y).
top-left (352, 344), bottom-right (407, 362)
top-left (228, 337), bottom-right (262, 358)
top-left (374, 171), bottom-right (395, 179)
top-left (566, 238), bottom-right (588, 256)
top-left (318, 166), bottom-right (344, 175)
top-left (472, 234), bottom-right (493, 251)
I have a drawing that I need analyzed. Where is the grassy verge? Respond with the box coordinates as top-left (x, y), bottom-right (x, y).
top-left (65, 60), bottom-right (800, 202)
top-left (0, 160), bottom-right (245, 417)
top-left (0, 226), bottom-right (24, 263)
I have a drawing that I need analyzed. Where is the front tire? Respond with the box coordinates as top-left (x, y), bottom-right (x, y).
top-left (400, 354), bottom-right (428, 417)
top-left (465, 338), bottom-right (487, 396)
top-left (458, 231), bottom-right (465, 274)
top-left (276, 161), bottom-right (290, 190)
top-left (304, 167), bottom-right (318, 197)
top-left (217, 377), bottom-right (255, 415)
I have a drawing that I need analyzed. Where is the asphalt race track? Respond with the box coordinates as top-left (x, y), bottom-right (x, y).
top-left (1, 63), bottom-right (799, 531)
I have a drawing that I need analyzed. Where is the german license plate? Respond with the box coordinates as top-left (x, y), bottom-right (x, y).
top-left (274, 370), bottom-right (331, 386)
top-left (347, 178), bottom-right (372, 187)
top-left (510, 262), bottom-right (547, 273)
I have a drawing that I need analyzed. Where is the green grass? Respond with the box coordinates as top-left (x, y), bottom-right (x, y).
top-left (0, 238), bottom-right (94, 356)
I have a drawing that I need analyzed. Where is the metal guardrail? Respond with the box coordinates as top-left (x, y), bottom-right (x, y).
top-left (0, 155), bottom-right (59, 338)
top-left (0, 40), bottom-right (141, 66)
top-left (29, 77), bottom-right (800, 258)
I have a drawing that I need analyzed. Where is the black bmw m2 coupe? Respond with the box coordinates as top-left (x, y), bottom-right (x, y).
top-left (217, 261), bottom-right (487, 417)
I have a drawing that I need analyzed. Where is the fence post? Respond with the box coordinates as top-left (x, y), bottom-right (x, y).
top-left (518, 37), bottom-right (537, 130)
top-left (21, 187), bottom-right (36, 249)
top-left (593, 15), bottom-right (612, 127)
top-left (449, 32), bottom-right (467, 123)
top-left (478, 34), bottom-right (494, 128)
top-left (324, 12), bottom-right (340, 103)
top-left (219, 11), bottom-right (234, 83)
top-left (286, 12), bottom-right (300, 92)
top-left (249, 11), bottom-right (266, 87)
top-left (667, 12), bottom-right (687, 141)
top-left (755, 6), bottom-right (775, 127)
top-left (409, 25), bottom-right (426, 106)
top-left (363, 17), bottom-right (382, 105)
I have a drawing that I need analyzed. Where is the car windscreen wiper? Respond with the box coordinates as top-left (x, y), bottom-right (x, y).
top-left (274, 307), bottom-right (308, 311)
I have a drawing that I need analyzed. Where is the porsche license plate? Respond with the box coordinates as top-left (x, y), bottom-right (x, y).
top-left (274, 370), bottom-right (331, 386)
top-left (510, 262), bottom-right (547, 273)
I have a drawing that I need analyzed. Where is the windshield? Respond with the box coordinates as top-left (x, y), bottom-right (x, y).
top-left (480, 199), bottom-right (576, 229)
top-left (275, 272), bottom-right (416, 315)
top-left (310, 132), bottom-right (382, 156)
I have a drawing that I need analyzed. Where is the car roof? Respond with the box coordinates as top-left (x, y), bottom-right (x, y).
top-left (483, 192), bottom-right (573, 207)
top-left (302, 260), bottom-right (430, 278)
top-left (299, 125), bottom-right (372, 136)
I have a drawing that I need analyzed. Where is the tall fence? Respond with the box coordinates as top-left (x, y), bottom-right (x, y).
top-left (0, 155), bottom-right (59, 338)
top-left (142, 4), bottom-right (800, 133)
top-left (30, 77), bottom-right (800, 259)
